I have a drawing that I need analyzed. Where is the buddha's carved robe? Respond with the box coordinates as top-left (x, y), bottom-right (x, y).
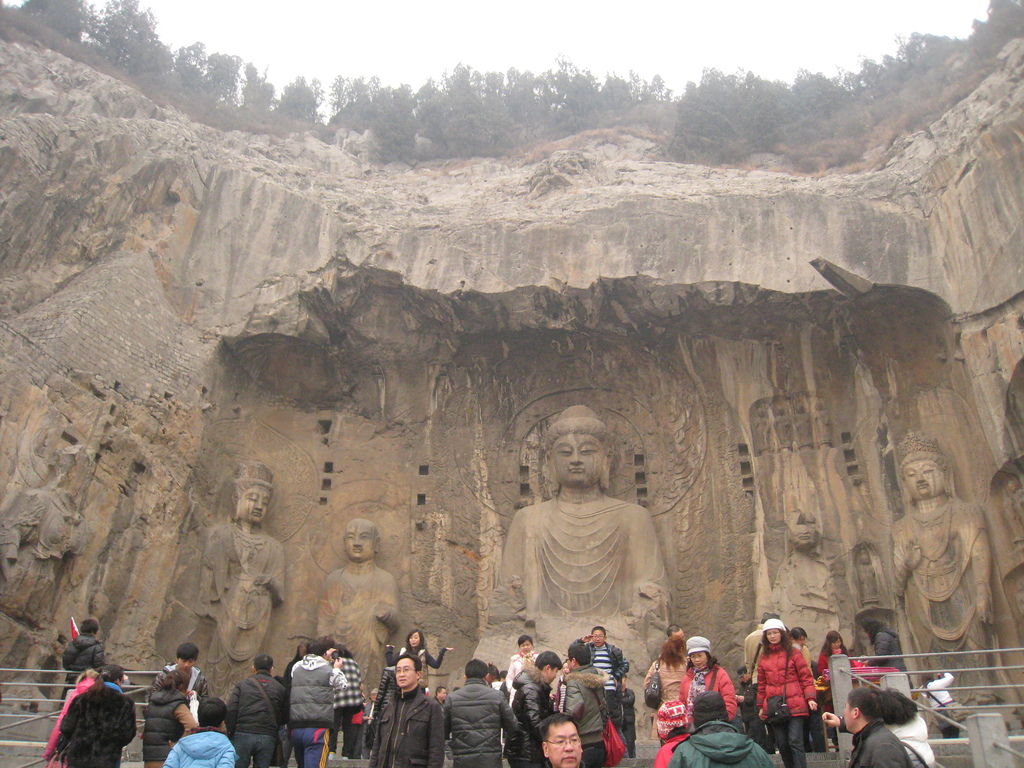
top-left (499, 497), bottom-right (666, 620)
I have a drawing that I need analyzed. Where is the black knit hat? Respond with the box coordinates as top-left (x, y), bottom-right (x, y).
top-left (692, 691), bottom-right (728, 727)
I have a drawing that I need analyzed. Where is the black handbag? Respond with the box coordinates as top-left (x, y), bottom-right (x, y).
top-left (765, 694), bottom-right (790, 724)
top-left (644, 661), bottom-right (662, 709)
top-left (765, 652), bottom-right (792, 725)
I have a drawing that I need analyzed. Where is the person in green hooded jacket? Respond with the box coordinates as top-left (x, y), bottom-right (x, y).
top-left (667, 692), bottom-right (773, 768)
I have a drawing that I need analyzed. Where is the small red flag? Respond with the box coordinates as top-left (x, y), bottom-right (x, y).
top-left (70, 617), bottom-right (79, 640)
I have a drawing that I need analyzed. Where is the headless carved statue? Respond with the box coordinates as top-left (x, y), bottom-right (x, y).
top-left (318, 517), bottom-right (399, 690)
top-left (893, 433), bottom-right (993, 657)
top-left (201, 462), bottom-right (284, 680)
top-left (0, 422), bottom-right (87, 627)
top-left (499, 405), bottom-right (667, 622)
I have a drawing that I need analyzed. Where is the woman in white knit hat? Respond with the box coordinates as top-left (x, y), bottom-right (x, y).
top-left (755, 618), bottom-right (818, 768)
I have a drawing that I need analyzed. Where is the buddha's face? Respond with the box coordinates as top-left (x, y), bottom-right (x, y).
top-left (902, 459), bottom-right (947, 502)
top-left (551, 433), bottom-right (604, 489)
top-left (236, 484), bottom-right (271, 524)
top-left (344, 519), bottom-right (378, 563)
top-left (789, 512), bottom-right (821, 551)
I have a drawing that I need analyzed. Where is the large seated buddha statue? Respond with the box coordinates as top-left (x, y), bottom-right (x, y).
top-left (479, 405), bottom-right (668, 662)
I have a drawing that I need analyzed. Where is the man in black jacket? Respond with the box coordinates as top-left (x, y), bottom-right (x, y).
top-left (444, 658), bottom-right (518, 768)
top-left (61, 618), bottom-right (105, 684)
top-left (618, 676), bottom-right (637, 758)
top-left (370, 653), bottom-right (444, 768)
top-left (506, 651), bottom-right (561, 768)
top-left (823, 687), bottom-right (912, 768)
top-left (227, 654), bottom-right (286, 768)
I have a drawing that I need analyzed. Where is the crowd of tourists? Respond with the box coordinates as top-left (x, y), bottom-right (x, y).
top-left (44, 613), bottom-right (944, 768)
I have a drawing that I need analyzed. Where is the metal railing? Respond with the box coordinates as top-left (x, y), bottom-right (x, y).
top-left (0, 666), bottom-right (163, 767)
top-left (828, 647), bottom-right (1024, 766)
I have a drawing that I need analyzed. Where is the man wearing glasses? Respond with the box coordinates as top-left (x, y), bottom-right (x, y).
top-left (541, 714), bottom-right (583, 768)
top-left (369, 653), bottom-right (444, 768)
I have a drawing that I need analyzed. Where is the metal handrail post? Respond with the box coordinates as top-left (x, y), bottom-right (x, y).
top-left (966, 713), bottom-right (1021, 767)
top-left (829, 654), bottom-right (853, 759)
top-left (881, 672), bottom-right (912, 697)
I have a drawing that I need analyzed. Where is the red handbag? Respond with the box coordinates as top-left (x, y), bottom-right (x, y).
top-left (602, 719), bottom-right (626, 767)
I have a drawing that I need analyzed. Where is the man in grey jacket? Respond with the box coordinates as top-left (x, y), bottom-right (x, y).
top-left (289, 638), bottom-right (349, 768)
top-left (561, 642), bottom-right (608, 768)
top-left (444, 658), bottom-right (519, 768)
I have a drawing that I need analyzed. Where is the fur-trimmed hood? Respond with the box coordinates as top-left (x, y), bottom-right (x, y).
top-left (513, 664), bottom-right (543, 689)
top-left (563, 665), bottom-right (608, 690)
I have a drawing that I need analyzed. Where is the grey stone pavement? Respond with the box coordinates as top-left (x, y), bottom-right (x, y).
top-left (0, 738), bottom-right (988, 768)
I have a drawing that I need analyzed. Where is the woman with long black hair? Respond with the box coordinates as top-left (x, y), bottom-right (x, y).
top-left (756, 619), bottom-right (817, 768)
top-left (386, 629), bottom-right (452, 673)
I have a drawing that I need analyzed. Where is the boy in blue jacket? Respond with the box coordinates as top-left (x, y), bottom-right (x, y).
top-left (165, 697), bottom-right (237, 768)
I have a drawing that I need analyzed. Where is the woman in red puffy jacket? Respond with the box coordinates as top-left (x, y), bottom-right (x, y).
top-left (677, 636), bottom-right (737, 730)
top-left (756, 619), bottom-right (817, 768)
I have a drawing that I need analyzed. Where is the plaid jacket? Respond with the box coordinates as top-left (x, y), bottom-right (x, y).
top-left (334, 657), bottom-right (364, 708)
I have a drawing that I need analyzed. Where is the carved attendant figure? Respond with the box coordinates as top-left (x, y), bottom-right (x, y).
top-left (0, 420), bottom-right (87, 625)
top-left (318, 517), bottom-right (399, 691)
top-left (499, 405), bottom-right (667, 621)
top-left (769, 511), bottom-right (839, 643)
top-left (893, 433), bottom-right (993, 654)
top-left (201, 462), bottom-right (285, 673)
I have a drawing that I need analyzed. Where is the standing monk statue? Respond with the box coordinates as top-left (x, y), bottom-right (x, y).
top-left (499, 405), bottom-right (667, 622)
top-left (893, 433), bottom-right (993, 657)
top-left (201, 462), bottom-right (285, 682)
top-left (319, 517), bottom-right (400, 691)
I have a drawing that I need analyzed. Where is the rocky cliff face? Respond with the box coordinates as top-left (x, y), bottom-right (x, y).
top-left (0, 35), bottom-right (1023, 706)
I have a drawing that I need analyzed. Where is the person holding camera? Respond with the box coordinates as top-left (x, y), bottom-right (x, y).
top-left (288, 637), bottom-right (349, 768)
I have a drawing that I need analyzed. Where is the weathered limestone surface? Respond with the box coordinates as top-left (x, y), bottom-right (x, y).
top-left (3, 40), bottom-right (1023, 329)
top-left (0, 33), bottom-right (1023, 714)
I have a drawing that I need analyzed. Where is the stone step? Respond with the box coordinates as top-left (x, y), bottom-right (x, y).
top-left (0, 737), bottom-right (1001, 768)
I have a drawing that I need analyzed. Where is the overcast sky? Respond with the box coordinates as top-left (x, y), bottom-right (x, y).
top-left (139, 0), bottom-right (989, 95)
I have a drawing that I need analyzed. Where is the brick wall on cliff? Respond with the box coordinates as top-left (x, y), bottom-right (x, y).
top-left (7, 252), bottom-right (207, 401)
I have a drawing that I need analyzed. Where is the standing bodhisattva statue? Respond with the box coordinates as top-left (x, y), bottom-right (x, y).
top-left (499, 405), bottom-right (667, 621)
top-left (201, 462), bottom-right (285, 678)
top-left (893, 433), bottom-right (993, 654)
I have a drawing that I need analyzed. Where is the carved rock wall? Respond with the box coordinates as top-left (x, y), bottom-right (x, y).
top-left (137, 277), bottom-right (1017, 689)
top-left (0, 33), bottom-right (1023, 699)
